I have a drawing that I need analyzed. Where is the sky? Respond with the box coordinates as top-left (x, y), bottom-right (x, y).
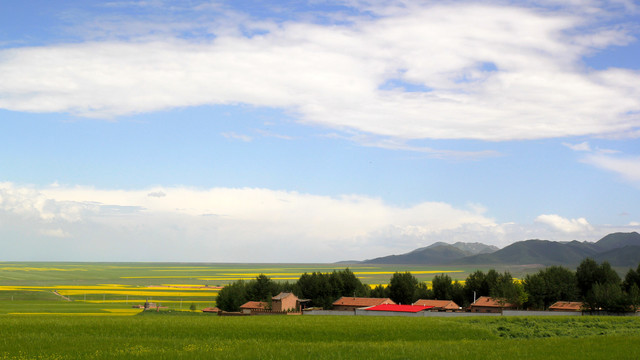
top-left (0, 0), bottom-right (639, 263)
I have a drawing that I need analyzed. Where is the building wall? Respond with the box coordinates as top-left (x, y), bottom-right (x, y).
top-left (471, 306), bottom-right (502, 313)
top-left (273, 295), bottom-right (298, 312)
top-left (333, 305), bottom-right (361, 311)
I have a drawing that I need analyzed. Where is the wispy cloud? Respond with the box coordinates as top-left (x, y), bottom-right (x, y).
top-left (582, 153), bottom-right (640, 184)
top-left (563, 141), bottom-right (592, 152)
top-left (325, 133), bottom-right (501, 160)
top-left (254, 129), bottom-right (293, 140)
top-left (564, 141), bottom-right (640, 186)
top-left (535, 214), bottom-right (594, 233)
top-left (221, 132), bottom-right (253, 142)
top-left (1, 3), bottom-right (639, 141)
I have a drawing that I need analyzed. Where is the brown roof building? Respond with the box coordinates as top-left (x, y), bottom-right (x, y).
top-left (413, 299), bottom-right (461, 311)
top-left (470, 296), bottom-right (517, 313)
top-left (548, 301), bottom-right (583, 311)
top-left (272, 292), bottom-right (298, 312)
top-left (239, 301), bottom-right (268, 314)
top-left (332, 297), bottom-right (395, 311)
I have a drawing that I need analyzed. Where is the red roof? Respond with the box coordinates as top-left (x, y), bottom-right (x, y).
top-left (365, 304), bottom-right (434, 313)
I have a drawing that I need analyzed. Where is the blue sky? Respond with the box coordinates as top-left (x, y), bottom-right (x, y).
top-left (1, 0), bottom-right (639, 262)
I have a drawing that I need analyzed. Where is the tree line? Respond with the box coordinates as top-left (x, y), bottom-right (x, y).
top-left (216, 258), bottom-right (640, 312)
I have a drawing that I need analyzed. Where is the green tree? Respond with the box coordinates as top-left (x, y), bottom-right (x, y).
top-left (370, 284), bottom-right (389, 298)
top-left (450, 280), bottom-right (465, 308)
top-left (490, 271), bottom-right (527, 308)
top-left (623, 263), bottom-right (640, 292)
top-left (432, 273), bottom-right (452, 300)
top-left (585, 282), bottom-right (630, 312)
top-left (215, 280), bottom-right (248, 312)
top-left (576, 258), bottom-right (627, 311)
top-left (576, 258), bottom-right (620, 299)
top-left (463, 270), bottom-right (486, 306)
top-left (524, 266), bottom-right (578, 310)
top-left (415, 282), bottom-right (433, 300)
top-left (295, 269), bottom-right (369, 309)
top-left (246, 274), bottom-right (279, 302)
top-left (388, 272), bottom-right (418, 305)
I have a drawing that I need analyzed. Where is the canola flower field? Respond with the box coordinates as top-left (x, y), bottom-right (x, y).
top-left (0, 262), bottom-right (484, 314)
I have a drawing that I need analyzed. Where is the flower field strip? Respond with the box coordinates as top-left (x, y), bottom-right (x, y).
top-left (0, 285), bottom-right (219, 299)
top-left (80, 299), bottom-right (215, 304)
top-left (0, 267), bottom-right (87, 272)
top-left (119, 270), bottom-right (465, 282)
top-left (120, 276), bottom-right (300, 280)
top-left (8, 309), bottom-right (143, 316)
top-left (56, 290), bottom-right (218, 297)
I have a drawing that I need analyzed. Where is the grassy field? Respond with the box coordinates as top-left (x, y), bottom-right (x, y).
top-left (1, 262), bottom-right (639, 359)
top-left (0, 314), bottom-right (639, 359)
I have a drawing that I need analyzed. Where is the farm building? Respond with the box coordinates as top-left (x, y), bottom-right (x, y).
top-left (413, 299), bottom-right (460, 311)
top-left (202, 307), bottom-right (220, 313)
top-left (548, 301), bottom-right (583, 311)
top-left (470, 296), bottom-right (516, 313)
top-left (239, 293), bottom-right (304, 314)
top-left (332, 297), bottom-right (396, 311)
top-left (271, 292), bottom-right (298, 312)
top-left (239, 301), bottom-right (268, 314)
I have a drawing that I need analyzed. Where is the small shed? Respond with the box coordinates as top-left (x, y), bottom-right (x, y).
top-left (413, 299), bottom-right (461, 311)
top-left (332, 297), bottom-right (396, 311)
top-left (239, 301), bottom-right (268, 314)
top-left (470, 296), bottom-right (516, 313)
top-left (548, 301), bottom-right (583, 311)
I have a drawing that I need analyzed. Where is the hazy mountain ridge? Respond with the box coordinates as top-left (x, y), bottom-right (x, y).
top-left (358, 232), bottom-right (640, 267)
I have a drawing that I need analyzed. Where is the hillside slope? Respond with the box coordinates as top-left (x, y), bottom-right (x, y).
top-left (455, 240), bottom-right (600, 266)
top-left (357, 232), bottom-right (640, 267)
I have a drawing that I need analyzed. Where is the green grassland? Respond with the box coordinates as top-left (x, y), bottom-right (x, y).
top-left (0, 315), bottom-right (639, 359)
top-left (1, 262), bottom-right (639, 359)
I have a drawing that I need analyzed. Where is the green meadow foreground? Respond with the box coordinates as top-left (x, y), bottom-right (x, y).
top-left (1, 315), bottom-right (640, 359)
top-left (2, 263), bottom-right (640, 359)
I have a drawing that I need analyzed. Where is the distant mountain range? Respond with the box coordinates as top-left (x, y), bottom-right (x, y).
top-left (355, 232), bottom-right (640, 267)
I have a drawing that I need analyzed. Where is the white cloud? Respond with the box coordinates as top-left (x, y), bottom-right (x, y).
top-left (0, 182), bottom-right (501, 262)
top-left (563, 141), bottom-right (592, 152)
top-left (221, 132), bottom-right (253, 142)
top-left (2, 182), bottom-right (637, 261)
top-left (582, 153), bottom-right (640, 184)
top-left (1, 3), bottom-right (639, 141)
top-left (39, 228), bottom-right (70, 238)
top-left (535, 214), bottom-right (594, 233)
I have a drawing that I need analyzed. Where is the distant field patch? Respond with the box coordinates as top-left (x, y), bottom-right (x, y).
top-left (8, 308), bottom-right (143, 316)
top-left (0, 267), bottom-right (87, 272)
